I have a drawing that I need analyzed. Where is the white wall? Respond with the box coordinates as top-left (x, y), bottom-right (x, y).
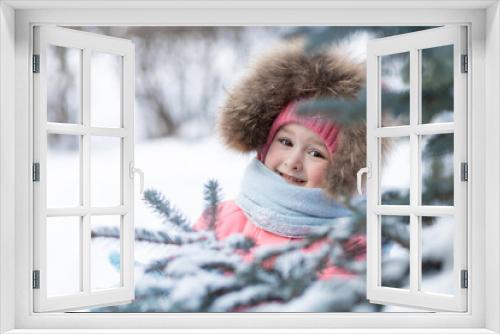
top-left (0, 2), bottom-right (16, 334)
top-left (486, 2), bottom-right (500, 333)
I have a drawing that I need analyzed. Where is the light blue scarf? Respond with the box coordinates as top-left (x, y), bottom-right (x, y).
top-left (235, 158), bottom-right (353, 238)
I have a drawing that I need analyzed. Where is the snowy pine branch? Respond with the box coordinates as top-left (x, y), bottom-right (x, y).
top-left (92, 226), bottom-right (213, 246)
top-left (202, 179), bottom-right (222, 230)
top-left (92, 188), bottom-right (376, 313)
top-left (143, 188), bottom-right (192, 232)
top-left (91, 226), bottom-right (120, 239)
top-left (223, 234), bottom-right (255, 251)
top-left (134, 228), bottom-right (178, 244)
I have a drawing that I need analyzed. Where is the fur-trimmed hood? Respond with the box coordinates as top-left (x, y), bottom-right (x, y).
top-left (218, 39), bottom-right (366, 199)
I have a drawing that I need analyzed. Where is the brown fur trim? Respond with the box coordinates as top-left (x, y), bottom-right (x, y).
top-left (325, 123), bottom-right (366, 199)
top-left (218, 39), bottom-right (365, 153)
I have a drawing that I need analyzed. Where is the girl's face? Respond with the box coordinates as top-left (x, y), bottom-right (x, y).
top-left (264, 123), bottom-right (331, 188)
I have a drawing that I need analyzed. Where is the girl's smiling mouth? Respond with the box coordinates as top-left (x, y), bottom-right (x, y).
top-left (277, 171), bottom-right (306, 185)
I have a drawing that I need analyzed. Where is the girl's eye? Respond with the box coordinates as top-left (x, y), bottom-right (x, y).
top-left (309, 150), bottom-right (326, 159)
top-left (278, 138), bottom-right (292, 146)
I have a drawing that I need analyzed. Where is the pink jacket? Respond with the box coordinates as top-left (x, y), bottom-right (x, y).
top-left (195, 200), bottom-right (365, 280)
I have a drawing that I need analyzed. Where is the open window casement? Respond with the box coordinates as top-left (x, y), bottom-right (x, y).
top-left (364, 26), bottom-right (467, 312)
top-left (33, 26), bottom-right (136, 312)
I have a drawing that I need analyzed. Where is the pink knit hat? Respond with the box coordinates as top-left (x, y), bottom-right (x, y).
top-left (257, 100), bottom-right (341, 162)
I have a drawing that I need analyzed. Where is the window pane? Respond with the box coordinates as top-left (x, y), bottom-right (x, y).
top-left (380, 52), bottom-right (410, 127)
top-left (91, 51), bottom-right (122, 128)
top-left (91, 215), bottom-right (121, 291)
top-left (47, 45), bottom-right (81, 124)
top-left (91, 137), bottom-right (122, 207)
top-left (380, 215), bottom-right (410, 289)
top-left (47, 134), bottom-right (81, 208)
top-left (421, 45), bottom-right (454, 124)
top-left (47, 216), bottom-right (81, 297)
top-left (420, 216), bottom-right (454, 295)
top-left (421, 133), bottom-right (454, 206)
top-left (380, 137), bottom-right (410, 205)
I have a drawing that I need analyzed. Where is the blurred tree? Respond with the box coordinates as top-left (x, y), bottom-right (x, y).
top-left (68, 26), bottom-right (282, 140)
top-left (52, 26), bottom-right (432, 143)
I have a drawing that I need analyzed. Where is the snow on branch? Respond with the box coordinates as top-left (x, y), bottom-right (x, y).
top-left (92, 185), bottom-right (379, 312)
top-left (143, 188), bottom-right (192, 232)
top-left (202, 179), bottom-right (223, 230)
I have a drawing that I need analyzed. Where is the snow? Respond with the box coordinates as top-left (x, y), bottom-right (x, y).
top-left (380, 137), bottom-right (411, 193)
top-left (47, 135), bottom-right (252, 300)
top-left (251, 278), bottom-right (366, 312)
top-left (208, 285), bottom-right (271, 312)
top-left (134, 135), bottom-right (253, 226)
top-left (165, 272), bottom-right (237, 311)
top-left (336, 30), bottom-right (375, 64)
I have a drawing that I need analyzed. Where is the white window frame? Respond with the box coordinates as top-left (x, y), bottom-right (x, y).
top-left (0, 1), bottom-right (498, 333)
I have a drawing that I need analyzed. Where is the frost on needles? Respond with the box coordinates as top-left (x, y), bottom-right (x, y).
top-left (90, 180), bottom-right (406, 312)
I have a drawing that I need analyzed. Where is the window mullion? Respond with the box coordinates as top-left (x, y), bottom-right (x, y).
top-left (374, 205), bottom-right (454, 216)
top-left (46, 123), bottom-right (127, 137)
top-left (374, 123), bottom-right (454, 138)
top-left (82, 48), bottom-right (91, 295)
top-left (410, 215), bottom-right (420, 293)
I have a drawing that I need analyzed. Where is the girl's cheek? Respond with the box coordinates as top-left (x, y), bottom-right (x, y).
top-left (307, 163), bottom-right (330, 188)
top-left (318, 163), bottom-right (331, 186)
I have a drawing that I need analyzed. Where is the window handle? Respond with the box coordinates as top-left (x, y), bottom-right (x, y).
top-left (356, 163), bottom-right (371, 195)
top-left (129, 162), bottom-right (145, 194)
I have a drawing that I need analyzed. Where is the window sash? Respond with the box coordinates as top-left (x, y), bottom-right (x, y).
top-left (366, 26), bottom-right (468, 312)
top-left (32, 26), bottom-right (135, 312)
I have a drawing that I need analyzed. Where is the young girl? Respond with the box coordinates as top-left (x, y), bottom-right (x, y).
top-left (196, 40), bottom-right (366, 278)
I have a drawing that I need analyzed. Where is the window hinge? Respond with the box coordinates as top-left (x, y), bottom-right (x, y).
top-left (461, 54), bottom-right (468, 73)
top-left (32, 163), bottom-right (40, 182)
top-left (32, 270), bottom-right (40, 289)
top-left (461, 162), bottom-right (468, 181)
top-left (32, 55), bottom-right (40, 73)
top-left (461, 269), bottom-right (468, 289)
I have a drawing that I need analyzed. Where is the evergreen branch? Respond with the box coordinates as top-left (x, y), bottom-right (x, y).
top-left (223, 234), bottom-right (255, 251)
top-left (144, 258), bottom-right (174, 274)
top-left (92, 226), bottom-right (212, 246)
top-left (91, 226), bottom-right (120, 239)
top-left (207, 285), bottom-right (284, 312)
top-left (202, 179), bottom-right (222, 230)
top-left (134, 228), bottom-right (179, 244)
top-left (143, 188), bottom-right (192, 232)
top-left (137, 228), bottom-right (215, 246)
top-left (99, 181), bottom-right (374, 312)
top-left (295, 91), bottom-right (366, 125)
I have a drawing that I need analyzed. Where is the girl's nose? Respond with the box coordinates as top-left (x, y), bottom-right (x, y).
top-left (284, 150), bottom-right (303, 171)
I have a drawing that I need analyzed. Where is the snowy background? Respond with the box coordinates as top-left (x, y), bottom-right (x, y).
top-left (44, 26), bottom-right (454, 312)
